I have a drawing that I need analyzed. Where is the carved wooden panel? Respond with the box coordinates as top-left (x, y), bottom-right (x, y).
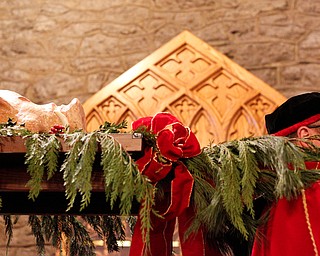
top-left (84, 30), bottom-right (286, 146)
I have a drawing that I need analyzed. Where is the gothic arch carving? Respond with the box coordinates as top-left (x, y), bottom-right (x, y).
top-left (83, 30), bottom-right (286, 146)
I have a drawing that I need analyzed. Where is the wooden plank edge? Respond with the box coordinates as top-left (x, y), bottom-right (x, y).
top-left (0, 133), bottom-right (142, 153)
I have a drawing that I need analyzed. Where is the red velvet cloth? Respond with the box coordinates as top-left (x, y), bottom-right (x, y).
top-left (251, 161), bottom-right (320, 256)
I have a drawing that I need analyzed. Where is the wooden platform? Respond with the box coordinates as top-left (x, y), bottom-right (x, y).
top-left (0, 134), bottom-right (142, 215)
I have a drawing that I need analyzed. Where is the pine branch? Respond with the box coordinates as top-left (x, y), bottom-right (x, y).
top-left (219, 143), bottom-right (248, 239)
top-left (248, 136), bottom-right (311, 199)
top-left (0, 118), bottom-right (30, 136)
top-left (102, 216), bottom-right (126, 252)
top-left (238, 140), bottom-right (259, 217)
top-left (4, 215), bottom-right (13, 256)
top-left (60, 131), bottom-right (97, 211)
top-left (183, 150), bottom-right (234, 247)
top-left (77, 132), bottom-right (97, 210)
top-left (25, 134), bottom-right (60, 200)
top-left (61, 132), bottom-right (83, 210)
top-left (44, 135), bottom-right (60, 180)
top-left (3, 121), bottom-right (153, 254)
top-left (41, 216), bottom-right (55, 242)
top-left (28, 215), bottom-right (45, 256)
top-left (193, 135), bottom-right (320, 247)
top-left (81, 215), bottom-right (126, 252)
top-left (134, 174), bottom-right (157, 247)
top-left (268, 137), bottom-right (304, 199)
top-left (99, 132), bottom-right (156, 244)
top-left (25, 134), bottom-right (46, 200)
top-left (183, 151), bottom-right (217, 207)
top-left (127, 216), bottom-right (137, 235)
top-left (50, 216), bottom-right (62, 249)
top-left (99, 133), bottom-right (137, 214)
top-left (82, 215), bottom-right (105, 239)
top-left (111, 216), bottom-right (126, 241)
top-left (69, 216), bottom-right (96, 256)
top-left (99, 120), bottom-right (128, 133)
top-left (100, 134), bottom-right (129, 210)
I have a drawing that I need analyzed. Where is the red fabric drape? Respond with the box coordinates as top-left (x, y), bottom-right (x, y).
top-left (130, 206), bottom-right (222, 256)
top-left (252, 162), bottom-right (320, 256)
top-left (130, 113), bottom-right (222, 256)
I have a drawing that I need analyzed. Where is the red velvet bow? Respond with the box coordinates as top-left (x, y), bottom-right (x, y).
top-left (132, 112), bottom-right (201, 162)
top-left (132, 112), bottom-right (200, 178)
top-left (132, 112), bottom-right (200, 216)
top-left (130, 112), bottom-right (203, 255)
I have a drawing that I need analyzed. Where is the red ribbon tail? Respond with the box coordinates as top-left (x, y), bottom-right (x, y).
top-left (162, 164), bottom-right (194, 219)
top-left (178, 206), bottom-right (223, 256)
top-left (130, 164), bottom-right (197, 255)
top-left (129, 214), bottom-right (176, 256)
top-left (129, 216), bottom-right (145, 256)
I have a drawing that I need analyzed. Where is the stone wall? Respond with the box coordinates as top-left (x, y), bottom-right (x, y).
top-left (0, 217), bottom-right (56, 256)
top-left (0, 0), bottom-right (320, 107)
top-left (1, 0), bottom-right (320, 255)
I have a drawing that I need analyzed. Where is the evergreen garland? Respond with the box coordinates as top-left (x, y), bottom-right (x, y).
top-left (25, 134), bottom-right (60, 200)
top-left (82, 215), bottom-right (126, 252)
top-left (1, 119), bottom-right (320, 255)
top-left (98, 131), bottom-right (156, 245)
top-left (1, 120), bottom-right (155, 255)
top-left (183, 135), bottom-right (320, 253)
top-left (4, 215), bottom-right (15, 256)
top-left (29, 215), bottom-right (46, 255)
top-left (0, 118), bottom-right (31, 137)
top-left (0, 119), bottom-right (31, 209)
top-left (61, 131), bottom-right (97, 211)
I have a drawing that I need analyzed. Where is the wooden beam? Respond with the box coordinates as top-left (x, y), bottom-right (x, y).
top-left (0, 133), bottom-right (142, 153)
top-left (0, 134), bottom-right (142, 215)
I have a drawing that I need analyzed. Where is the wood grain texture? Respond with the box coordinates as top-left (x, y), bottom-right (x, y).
top-left (83, 30), bottom-right (287, 147)
top-left (0, 134), bottom-right (142, 214)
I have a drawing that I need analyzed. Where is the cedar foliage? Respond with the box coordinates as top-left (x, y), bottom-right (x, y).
top-left (1, 120), bottom-right (155, 255)
top-left (25, 134), bottom-right (60, 200)
top-left (61, 131), bottom-right (97, 211)
top-left (182, 135), bottom-right (320, 253)
top-left (1, 120), bottom-right (320, 255)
